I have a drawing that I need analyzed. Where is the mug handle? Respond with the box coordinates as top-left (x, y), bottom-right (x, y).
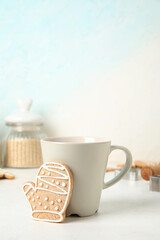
top-left (103, 145), bottom-right (132, 189)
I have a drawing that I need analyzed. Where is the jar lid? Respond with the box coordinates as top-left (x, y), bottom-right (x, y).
top-left (5, 99), bottom-right (43, 126)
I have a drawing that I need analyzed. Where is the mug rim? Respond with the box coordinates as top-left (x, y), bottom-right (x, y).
top-left (41, 136), bottom-right (111, 144)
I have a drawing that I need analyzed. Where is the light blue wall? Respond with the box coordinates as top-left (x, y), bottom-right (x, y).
top-left (0, 0), bottom-right (160, 137)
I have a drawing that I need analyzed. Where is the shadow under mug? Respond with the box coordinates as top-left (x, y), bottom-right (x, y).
top-left (41, 137), bottom-right (132, 217)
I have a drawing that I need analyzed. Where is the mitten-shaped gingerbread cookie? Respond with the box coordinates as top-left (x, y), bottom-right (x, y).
top-left (23, 162), bottom-right (73, 223)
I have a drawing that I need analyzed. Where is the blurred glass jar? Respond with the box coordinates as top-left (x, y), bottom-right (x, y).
top-left (4, 99), bottom-right (46, 168)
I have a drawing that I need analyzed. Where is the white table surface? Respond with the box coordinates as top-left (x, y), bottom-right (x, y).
top-left (0, 168), bottom-right (160, 240)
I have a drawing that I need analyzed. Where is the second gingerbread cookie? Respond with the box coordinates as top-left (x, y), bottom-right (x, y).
top-left (23, 162), bottom-right (73, 223)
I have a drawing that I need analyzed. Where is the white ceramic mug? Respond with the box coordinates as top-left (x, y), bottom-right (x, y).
top-left (41, 137), bottom-right (132, 217)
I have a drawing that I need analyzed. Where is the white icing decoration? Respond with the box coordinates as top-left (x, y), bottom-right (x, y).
top-left (28, 196), bottom-right (30, 199)
top-left (62, 182), bottom-right (66, 187)
top-left (38, 164), bottom-right (69, 180)
top-left (58, 199), bottom-right (62, 203)
top-left (46, 185), bottom-right (49, 188)
top-left (24, 162), bottom-right (72, 222)
top-left (56, 181), bottom-right (60, 185)
top-left (35, 162), bottom-right (71, 204)
top-left (32, 198), bottom-right (35, 202)
top-left (45, 197), bottom-right (48, 201)
top-left (23, 162), bottom-right (71, 222)
top-left (44, 206), bottom-right (48, 209)
top-left (23, 183), bottom-right (33, 194)
top-left (42, 171), bottom-right (45, 175)
top-left (36, 196), bottom-right (40, 199)
top-left (48, 172), bottom-right (51, 176)
top-left (55, 206), bottom-right (59, 211)
top-left (36, 170), bottom-right (69, 195)
top-left (31, 192), bottom-right (34, 195)
top-left (33, 205), bottom-right (36, 209)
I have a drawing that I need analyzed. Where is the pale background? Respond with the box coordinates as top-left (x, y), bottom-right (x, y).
top-left (0, 0), bottom-right (160, 163)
